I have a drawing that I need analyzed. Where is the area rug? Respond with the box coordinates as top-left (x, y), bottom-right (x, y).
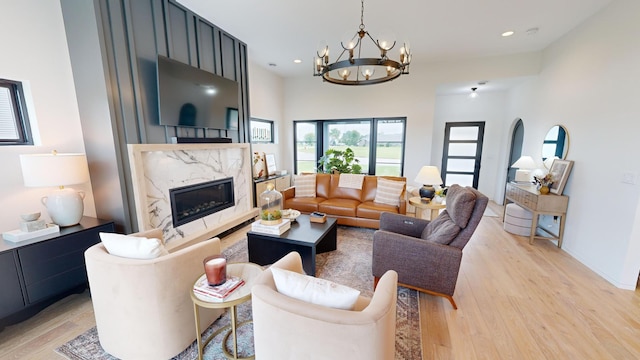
top-left (56, 226), bottom-right (421, 360)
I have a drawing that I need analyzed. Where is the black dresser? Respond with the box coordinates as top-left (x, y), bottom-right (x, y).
top-left (0, 217), bottom-right (115, 330)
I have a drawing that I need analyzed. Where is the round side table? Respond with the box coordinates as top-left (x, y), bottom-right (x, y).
top-left (409, 196), bottom-right (446, 220)
top-left (191, 262), bottom-right (263, 360)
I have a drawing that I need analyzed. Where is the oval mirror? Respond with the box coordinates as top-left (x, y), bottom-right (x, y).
top-left (541, 125), bottom-right (569, 168)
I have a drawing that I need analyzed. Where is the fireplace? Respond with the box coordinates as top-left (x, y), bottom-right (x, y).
top-left (169, 177), bottom-right (235, 227)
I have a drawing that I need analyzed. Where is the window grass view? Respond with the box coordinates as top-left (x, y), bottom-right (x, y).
top-left (295, 118), bottom-right (406, 176)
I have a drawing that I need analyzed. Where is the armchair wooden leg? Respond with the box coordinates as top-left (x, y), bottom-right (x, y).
top-left (398, 282), bottom-right (459, 310)
top-left (373, 276), bottom-right (380, 290)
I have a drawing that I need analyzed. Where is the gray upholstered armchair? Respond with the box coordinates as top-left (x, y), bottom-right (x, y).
top-left (372, 184), bottom-right (488, 309)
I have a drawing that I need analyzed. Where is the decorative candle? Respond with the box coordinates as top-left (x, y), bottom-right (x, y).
top-left (204, 256), bottom-right (227, 286)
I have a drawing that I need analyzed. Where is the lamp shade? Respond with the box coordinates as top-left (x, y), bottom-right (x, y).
top-left (510, 155), bottom-right (536, 169)
top-left (414, 166), bottom-right (443, 186)
top-left (20, 153), bottom-right (90, 187)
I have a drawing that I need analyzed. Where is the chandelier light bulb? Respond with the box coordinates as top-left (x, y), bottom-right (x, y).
top-left (338, 68), bottom-right (351, 80)
top-left (470, 87), bottom-right (478, 98)
top-left (361, 66), bottom-right (375, 80)
top-left (317, 41), bottom-right (329, 57)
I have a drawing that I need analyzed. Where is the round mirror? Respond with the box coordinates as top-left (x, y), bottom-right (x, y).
top-left (541, 125), bottom-right (569, 168)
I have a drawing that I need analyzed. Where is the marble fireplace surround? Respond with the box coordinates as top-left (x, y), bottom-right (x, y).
top-left (128, 143), bottom-right (258, 248)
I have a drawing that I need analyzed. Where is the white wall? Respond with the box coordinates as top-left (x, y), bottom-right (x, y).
top-left (247, 62), bottom-right (289, 173)
top-left (433, 92), bottom-right (512, 201)
top-left (507, 0), bottom-right (640, 288)
top-left (282, 53), bottom-right (540, 190)
top-left (0, 0), bottom-right (96, 233)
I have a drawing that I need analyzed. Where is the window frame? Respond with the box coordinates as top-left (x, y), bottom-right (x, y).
top-left (293, 117), bottom-right (406, 176)
top-left (0, 79), bottom-right (33, 145)
top-left (249, 118), bottom-right (274, 143)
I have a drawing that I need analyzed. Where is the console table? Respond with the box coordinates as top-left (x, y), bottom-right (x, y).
top-left (504, 182), bottom-right (569, 248)
top-left (0, 216), bottom-right (115, 330)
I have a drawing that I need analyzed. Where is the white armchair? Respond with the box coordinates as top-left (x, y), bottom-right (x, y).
top-left (251, 252), bottom-right (398, 360)
top-left (84, 229), bottom-right (224, 359)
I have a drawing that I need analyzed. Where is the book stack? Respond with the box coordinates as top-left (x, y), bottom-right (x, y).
top-left (193, 275), bottom-right (245, 302)
top-left (251, 218), bottom-right (291, 235)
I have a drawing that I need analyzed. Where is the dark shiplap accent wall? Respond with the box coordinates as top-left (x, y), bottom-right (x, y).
top-left (62, 0), bottom-right (251, 232)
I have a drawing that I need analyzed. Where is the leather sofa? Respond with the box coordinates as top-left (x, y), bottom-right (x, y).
top-left (282, 174), bottom-right (406, 229)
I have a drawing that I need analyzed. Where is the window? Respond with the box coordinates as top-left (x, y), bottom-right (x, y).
top-left (0, 79), bottom-right (33, 145)
top-left (249, 118), bottom-right (274, 143)
top-left (294, 117), bottom-right (406, 176)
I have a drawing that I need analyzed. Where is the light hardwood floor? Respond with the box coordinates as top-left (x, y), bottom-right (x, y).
top-left (1, 203), bottom-right (639, 359)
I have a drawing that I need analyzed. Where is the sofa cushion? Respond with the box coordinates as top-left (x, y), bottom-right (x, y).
top-left (357, 201), bottom-right (400, 220)
top-left (293, 175), bottom-right (316, 198)
top-left (328, 174), bottom-right (362, 201)
top-left (318, 198), bottom-right (360, 217)
top-left (271, 267), bottom-right (360, 310)
top-left (445, 184), bottom-right (477, 228)
top-left (99, 232), bottom-right (169, 259)
top-left (284, 196), bottom-right (325, 213)
top-left (421, 211), bottom-right (462, 245)
top-left (374, 178), bottom-right (405, 206)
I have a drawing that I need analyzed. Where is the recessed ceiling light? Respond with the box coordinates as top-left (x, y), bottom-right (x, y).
top-left (268, 63), bottom-right (277, 67)
top-left (526, 27), bottom-right (539, 36)
top-left (293, 59), bottom-right (302, 64)
top-left (502, 31), bottom-right (515, 37)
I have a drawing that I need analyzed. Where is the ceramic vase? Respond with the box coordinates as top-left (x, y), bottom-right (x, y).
top-left (539, 186), bottom-right (550, 195)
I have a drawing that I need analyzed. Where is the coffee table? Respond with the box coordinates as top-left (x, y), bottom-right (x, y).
top-left (247, 214), bottom-right (337, 275)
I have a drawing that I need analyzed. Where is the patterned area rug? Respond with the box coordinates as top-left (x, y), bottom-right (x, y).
top-left (56, 226), bottom-right (421, 360)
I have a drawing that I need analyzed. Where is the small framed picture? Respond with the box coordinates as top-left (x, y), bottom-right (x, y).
top-left (549, 159), bottom-right (574, 195)
top-left (253, 152), bottom-right (267, 179)
top-left (265, 153), bottom-right (277, 176)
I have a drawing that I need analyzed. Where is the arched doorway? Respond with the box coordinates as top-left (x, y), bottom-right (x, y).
top-left (507, 119), bottom-right (524, 183)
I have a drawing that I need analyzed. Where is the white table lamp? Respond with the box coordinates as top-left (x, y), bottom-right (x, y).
top-left (20, 151), bottom-right (90, 227)
top-left (414, 166), bottom-right (443, 200)
top-left (511, 155), bottom-right (536, 182)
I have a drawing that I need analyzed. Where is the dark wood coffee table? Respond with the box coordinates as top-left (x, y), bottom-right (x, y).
top-left (247, 214), bottom-right (337, 275)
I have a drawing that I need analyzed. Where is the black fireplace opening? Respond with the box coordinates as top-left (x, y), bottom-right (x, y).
top-left (170, 177), bottom-right (235, 227)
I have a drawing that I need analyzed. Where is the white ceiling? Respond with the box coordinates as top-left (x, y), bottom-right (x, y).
top-left (177, 0), bottom-right (612, 84)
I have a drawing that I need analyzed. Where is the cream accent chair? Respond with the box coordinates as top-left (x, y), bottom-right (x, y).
top-left (251, 252), bottom-right (398, 360)
top-left (84, 229), bottom-right (224, 359)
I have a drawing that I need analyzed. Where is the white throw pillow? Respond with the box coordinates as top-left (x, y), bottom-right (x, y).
top-left (374, 178), bottom-right (405, 206)
top-left (271, 267), bottom-right (360, 310)
top-left (294, 175), bottom-right (316, 198)
top-left (99, 232), bottom-right (169, 259)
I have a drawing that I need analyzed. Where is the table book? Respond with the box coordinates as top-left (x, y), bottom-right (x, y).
top-left (193, 275), bottom-right (245, 302)
top-left (251, 218), bottom-right (291, 235)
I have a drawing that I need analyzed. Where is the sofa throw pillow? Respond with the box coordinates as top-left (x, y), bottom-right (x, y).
top-left (374, 178), bottom-right (405, 206)
top-left (294, 175), bottom-right (316, 198)
top-left (445, 184), bottom-right (477, 228)
top-left (99, 232), bottom-right (169, 259)
top-left (421, 211), bottom-right (462, 245)
top-left (271, 267), bottom-right (360, 310)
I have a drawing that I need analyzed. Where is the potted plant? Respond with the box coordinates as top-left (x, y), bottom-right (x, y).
top-left (317, 148), bottom-right (362, 174)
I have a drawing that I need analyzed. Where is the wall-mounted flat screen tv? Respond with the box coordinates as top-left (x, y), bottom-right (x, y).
top-left (156, 55), bottom-right (239, 129)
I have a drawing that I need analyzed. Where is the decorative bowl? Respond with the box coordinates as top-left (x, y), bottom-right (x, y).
top-left (20, 212), bottom-right (41, 221)
top-left (281, 209), bottom-right (301, 221)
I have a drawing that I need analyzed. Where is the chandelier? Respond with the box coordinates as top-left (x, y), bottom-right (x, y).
top-left (313, 0), bottom-right (412, 85)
